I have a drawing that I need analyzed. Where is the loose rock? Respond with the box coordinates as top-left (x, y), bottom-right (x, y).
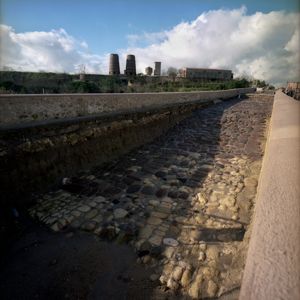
top-left (113, 208), bottom-right (128, 219)
top-left (163, 238), bottom-right (179, 247)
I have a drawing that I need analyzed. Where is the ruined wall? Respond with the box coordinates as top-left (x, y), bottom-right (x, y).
top-left (0, 88), bottom-right (255, 126)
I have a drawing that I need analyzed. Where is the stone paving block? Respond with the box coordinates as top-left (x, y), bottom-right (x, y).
top-left (77, 205), bottom-right (91, 213)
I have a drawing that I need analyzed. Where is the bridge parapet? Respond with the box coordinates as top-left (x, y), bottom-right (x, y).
top-left (240, 91), bottom-right (300, 299)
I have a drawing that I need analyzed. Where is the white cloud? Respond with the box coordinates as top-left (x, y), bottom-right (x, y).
top-left (123, 7), bottom-right (300, 85)
top-left (0, 7), bottom-right (299, 85)
top-left (0, 24), bottom-right (107, 73)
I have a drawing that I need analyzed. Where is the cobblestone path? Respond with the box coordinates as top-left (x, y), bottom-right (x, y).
top-left (29, 94), bottom-right (273, 299)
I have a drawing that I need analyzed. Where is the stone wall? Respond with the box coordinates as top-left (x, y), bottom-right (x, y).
top-left (0, 89), bottom-right (255, 206)
top-left (0, 101), bottom-right (206, 206)
top-left (0, 88), bottom-right (255, 126)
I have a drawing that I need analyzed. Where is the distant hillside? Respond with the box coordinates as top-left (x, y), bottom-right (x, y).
top-left (0, 71), bottom-right (108, 93)
top-left (0, 71), bottom-right (251, 94)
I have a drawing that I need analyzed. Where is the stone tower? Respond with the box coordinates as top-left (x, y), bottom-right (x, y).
top-left (154, 62), bottom-right (161, 76)
top-left (109, 54), bottom-right (120, 75)
top-left (145, 66), bottom-right (153, 76)
top-left (124, 54), bottom-right (136, 76)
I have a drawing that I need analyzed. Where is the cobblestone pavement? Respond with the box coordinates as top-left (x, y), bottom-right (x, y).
top-left (29, 94), bottom-right (273, 299)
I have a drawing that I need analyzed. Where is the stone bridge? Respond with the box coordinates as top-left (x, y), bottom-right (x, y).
top-left (0, 89), bottom-right (299, 300)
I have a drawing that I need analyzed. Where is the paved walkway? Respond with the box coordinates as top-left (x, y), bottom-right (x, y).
top-left (28, 94), bottom-right (273, 299)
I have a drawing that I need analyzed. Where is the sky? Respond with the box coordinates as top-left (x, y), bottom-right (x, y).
top-left (0, 0), bottom-right (299, 85)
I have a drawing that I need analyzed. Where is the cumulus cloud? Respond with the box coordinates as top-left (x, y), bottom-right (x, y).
top-left (123, 7), bottom-right (300, 85)
top-left (0, 7), bottom-right (299, 85)
top-left (0, 24), bottom-right (107, 73)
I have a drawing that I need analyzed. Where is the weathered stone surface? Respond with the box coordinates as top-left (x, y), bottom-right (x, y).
top-left (206, 246), bottom-right (219, 261)
top-left (149, 199), bottom-right (160, 207)
top-left (163, 238), bottom-right (179, 247)
top-left (181, 269), bottom-right (193, 287)
top-left (139, 225), bottom-right (154, 239)
top-left (189, 274), bottom-right (203, 299)
top-left (167, 277), bottom-right (179, 290)
top-left (141, 185), bottom-right (156, 195)
top-left (163, 247), bottom-right (175, 259)
top-left (85, 209), bottom-right (98, 219)
top-left (196, 193), bottom-right (207, 206)
top-left (147, 217), bottom-right (163, 226)
top-left (81, 221), bottom-right (97, 232)
top-left (113, 208), bottom-right (128, 219)
top-left (198, 251), bottom-right (206, 262)
top-left (244, 177), bottom-right (258, 188)
top-left (220, 196), bottom-right (236, 207)
top-left (151, 211), bottom-right (168, 219)
top-left (71, 210), bottom-right (82, 217)
top-left (77, 205), bottom-right (91, 213)
top-left (206, 280), bottom-right (218, 297)
top-left (94, 196), bottom-right (106, 203)
top-left (172, 266), bottom-right (184, 281)
top-left (149, 235), bottom-right (162, 246)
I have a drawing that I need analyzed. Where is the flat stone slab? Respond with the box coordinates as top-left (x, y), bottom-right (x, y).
top-left (163, 238), bottom-right (179, 247)
top-left (113, 208), bottom-right (128, 219)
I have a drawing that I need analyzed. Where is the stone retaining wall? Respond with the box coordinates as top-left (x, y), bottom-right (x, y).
top-left (0, 88), bottom-right (255, 126)
top-left (0, 100), bottom-right (215, 206)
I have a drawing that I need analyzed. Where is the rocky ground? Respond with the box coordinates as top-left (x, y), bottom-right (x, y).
top-left (1, 94), bottom-right (273, 299)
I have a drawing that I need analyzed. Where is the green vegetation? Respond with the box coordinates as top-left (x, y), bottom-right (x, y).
top-left (67, 81), bottom-right (100, 93)
top-left (0, 71), bottom-right (271, 94)
top-left (0, 71), bottom-right (130, 94)
top-left (126, 77), bottom-right (252, 93)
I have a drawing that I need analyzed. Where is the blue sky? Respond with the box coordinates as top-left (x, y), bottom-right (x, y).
top-left (1, 0), bottom-right (299, 54)
top-left (0, 0), bottom-right (299, 85)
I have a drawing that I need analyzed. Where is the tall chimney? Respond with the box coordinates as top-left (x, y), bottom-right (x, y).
top-left (124, 54), bottom-right (136, 76)
top-left (109, 54), bottom-right (120, 75)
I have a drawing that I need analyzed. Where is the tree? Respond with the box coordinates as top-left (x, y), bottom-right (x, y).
top-left (256, 80), bottom-right (267, 88)
top-left (167, 67), bottom-right (178, 82)
top-left (1, 66), bottom-right (14, 71)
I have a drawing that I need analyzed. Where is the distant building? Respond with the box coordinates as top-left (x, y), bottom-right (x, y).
top-left (154, 62), bottom-right (161, 76)
top-left (178, 68), bottom-right (233, 81)
top-left (145, 66), bottom-right (153, 76)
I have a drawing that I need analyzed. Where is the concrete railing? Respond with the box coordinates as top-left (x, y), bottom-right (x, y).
top-left (0, 88), bottom-right (255, 126)
top-left (240, 91), bottom-right (300, 299)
